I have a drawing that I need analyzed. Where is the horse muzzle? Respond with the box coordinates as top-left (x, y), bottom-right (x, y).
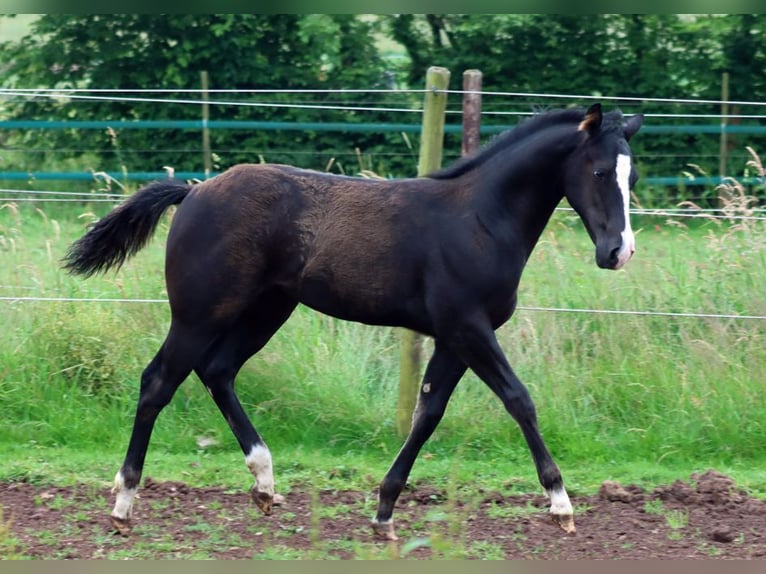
top-left (596, 235), bottom-right (635, 270)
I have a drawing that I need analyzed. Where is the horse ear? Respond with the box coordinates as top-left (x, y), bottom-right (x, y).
top-left (624, 113), bottom-right (644, 141)
top-left (578, 103), bottom-right (602, 134)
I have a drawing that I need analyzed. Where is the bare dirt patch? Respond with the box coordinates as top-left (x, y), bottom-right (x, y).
top-left (2, 470), bottom-right (765, 559)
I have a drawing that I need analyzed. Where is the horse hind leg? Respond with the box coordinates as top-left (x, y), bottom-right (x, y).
top-left (110, 325), bottom-right (209, 534)
top-left (194, 290), bottom-right (297, 516)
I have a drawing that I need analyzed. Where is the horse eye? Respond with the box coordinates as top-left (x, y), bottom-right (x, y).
top-left (593, 169), bottom-right (606, 179)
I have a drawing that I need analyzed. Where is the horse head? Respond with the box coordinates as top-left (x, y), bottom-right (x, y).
top-left (564, 103), bottom-right (644, 270)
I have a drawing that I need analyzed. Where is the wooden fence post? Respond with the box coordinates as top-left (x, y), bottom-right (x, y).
top-left (718, 71), bottom-right (732, 206)
top-left (719, 71), bottom-right (730, 179)
top-left (396, 66), bottom-right (450, 438)
top-left (200, 70), bottom-right (212, 178)
top-left (462, 69), bottom-right (482, 157)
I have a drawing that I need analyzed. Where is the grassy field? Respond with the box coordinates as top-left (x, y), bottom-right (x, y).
top-left (1, 187), bottom-right (765, 502)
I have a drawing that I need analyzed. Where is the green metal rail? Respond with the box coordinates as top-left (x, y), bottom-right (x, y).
top-left (2, 119), bottom-right (765, 185)
top-left (1, 171), bottom-right (762, 187)
top-left (2, 119), bottom-right (766, 134)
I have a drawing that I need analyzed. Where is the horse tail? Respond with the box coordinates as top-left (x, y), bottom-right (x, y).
top-left (63, 180), bottom-right (192, 277)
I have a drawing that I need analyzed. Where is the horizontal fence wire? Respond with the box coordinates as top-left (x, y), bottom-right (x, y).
top-left (0, 296), bottom-right (764, 321)
top-left (3, 87), bottom-right (766, 118)
top-left (2, 121), bottom-right (766, 133)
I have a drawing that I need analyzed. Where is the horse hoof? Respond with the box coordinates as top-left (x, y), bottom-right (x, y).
top-left (371, 519), bottom-right (399, 541)
top-left (251, 489), bottom-right (273, 515)
top-left (551, 513), bottom-right (576, 534)
top-left (110, 515), bottom-right (131, 536)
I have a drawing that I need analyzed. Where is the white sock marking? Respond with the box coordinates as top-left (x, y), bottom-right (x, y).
top-left (614, 153), bottom-right (636, 269)
top-left (111, 470), bottom-right (138, 520)
top-left (245, 443), bottom-right (274, 496)
top-left (548, 485), bottom-right (573, 517)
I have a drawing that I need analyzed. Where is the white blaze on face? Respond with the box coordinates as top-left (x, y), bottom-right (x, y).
top-left (246, 443), bottom-right (275, 496)
top-left (614, 153), bottom-right (636, 269)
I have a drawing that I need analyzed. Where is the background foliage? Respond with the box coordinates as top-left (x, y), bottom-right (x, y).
top-left (390, 14), bottom-right (766, 185)
top-left (0, 15), bottom-right (412, 175)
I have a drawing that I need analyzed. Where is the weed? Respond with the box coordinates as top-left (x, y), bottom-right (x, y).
top-left (184, 520), bottom-right (217, 534)
top-left (0, 507), bottom-right (25, 560)
top-left (315, 504), bottom-right (353, 519)
top-left (47, 494), bottom-right (76, 511)
top-left (486, 500), bottom-right (540, 520)
top-left (148, 499), bottom-right (171, 512)
top-left (30, 529), bottom-right (60, 547)
top-left (665, 509), bottom-right (689, 530)
top-left (667, 530), bottom-right (683, 541)
top-left (253, 545), bottom-right (308, 560)
top-left (705, 544), bottom-right (722, 557)
top-left (276, 524), bottom-right (304, 537)
top-left (643, 499), bottom-right (665, 515)
top-left (469, 540), bottom-right (506, 560)
top-left (398, 535), bottom-right (432, 558)
top-left (64, 510), bottom-right (91, 523)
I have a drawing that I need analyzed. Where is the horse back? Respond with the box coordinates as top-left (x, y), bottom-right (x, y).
top-left (165, 164), bottom-right (447, 328)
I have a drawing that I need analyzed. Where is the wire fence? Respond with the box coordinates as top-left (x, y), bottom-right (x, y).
top-left (2, 95), bottom-right (765, 207)
top-left (2, 87), bottom-right (766, 188)
top-left (3, 87), bottom-right (766, 118)
top-left (1, 88), bottom-right (764, 320)
top-left (1, 295), bottom-right (764, 322)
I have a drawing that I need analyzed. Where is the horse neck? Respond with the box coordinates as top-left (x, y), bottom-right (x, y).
top-left (472, 126), bottom-right (580, 252)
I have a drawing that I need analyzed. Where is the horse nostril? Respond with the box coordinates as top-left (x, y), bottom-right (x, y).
top-left (610, 246), bottom-right (621, 263)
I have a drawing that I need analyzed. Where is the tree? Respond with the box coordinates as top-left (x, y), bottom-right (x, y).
top-left (386, 14), bottom-right (766, 200)
top-left (0, 15), bottom-right (413, 177)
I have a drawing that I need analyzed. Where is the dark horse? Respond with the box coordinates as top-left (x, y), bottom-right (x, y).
top-left (64, 103), bottom-right (643, 540)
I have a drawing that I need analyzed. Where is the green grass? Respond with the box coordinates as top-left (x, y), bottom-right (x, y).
top-left (1, 192), bottom-right (765, 499)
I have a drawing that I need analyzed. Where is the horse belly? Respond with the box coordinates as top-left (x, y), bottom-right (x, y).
top-left (297, 265), bottom-right (425, 330)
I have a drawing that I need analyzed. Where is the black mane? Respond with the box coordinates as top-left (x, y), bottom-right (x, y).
top-left (428, 106), bottom-right (626, 180)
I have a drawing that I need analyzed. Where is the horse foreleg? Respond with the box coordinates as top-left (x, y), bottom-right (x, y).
top-left (373, 344), bottom-right (466, 541)
top-left (452, 323), bottom-right (575, 534)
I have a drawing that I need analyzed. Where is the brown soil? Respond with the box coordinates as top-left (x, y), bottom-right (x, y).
top-left (2, 470), bottom-right (765, 559)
